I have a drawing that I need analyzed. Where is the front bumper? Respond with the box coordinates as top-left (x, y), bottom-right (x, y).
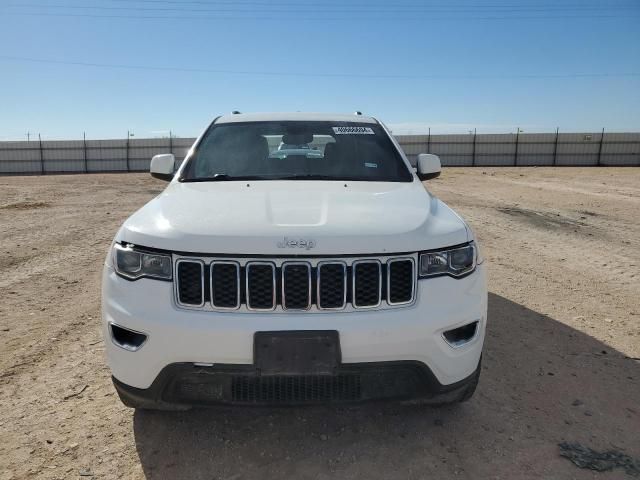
top-left (102, 263), bottom-right (487, 393)
top-left (112, 360), bottom-right (481, 408)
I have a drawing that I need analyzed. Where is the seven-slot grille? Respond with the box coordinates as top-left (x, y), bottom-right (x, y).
top-left (175, 257), bottom-right (415, 311)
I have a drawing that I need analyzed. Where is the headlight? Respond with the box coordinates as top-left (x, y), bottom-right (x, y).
top-left (419, 242), bottom-right (476, 278)
top-left (112, 243), bottom-right (172, 281)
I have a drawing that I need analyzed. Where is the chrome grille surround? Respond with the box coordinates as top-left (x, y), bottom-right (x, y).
top-left (316, 261), bottom-right (348, 311)
top-left (209, 260), bottom-right (241, 310)
top-left (174, 259), bottom-right (205, 308)
top-left (386, 257), bottom-right (416, 306)
top-left (351, 259), bottom-right (382, 309)
top-left (281, 261), bottom-right (312, 311)
top-left (173, 253), bottom-right (418, 313)
top-left (245, 261), bottom-right (277, 311)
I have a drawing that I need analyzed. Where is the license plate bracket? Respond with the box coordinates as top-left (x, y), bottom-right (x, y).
top-left (254, 331), bottom-right (341, 376)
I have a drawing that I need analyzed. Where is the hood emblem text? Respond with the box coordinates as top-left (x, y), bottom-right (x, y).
top-left (277, 237), bottom-right (316, 250)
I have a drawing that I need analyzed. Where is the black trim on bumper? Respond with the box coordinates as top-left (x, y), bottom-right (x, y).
top-left (112, 360), bottom-right (480, 409)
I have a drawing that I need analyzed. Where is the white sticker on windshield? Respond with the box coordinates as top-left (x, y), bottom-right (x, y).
top-left (364, 162), bottom-right (378, 168)
top-left (332, 126), bottom-right (375, 135)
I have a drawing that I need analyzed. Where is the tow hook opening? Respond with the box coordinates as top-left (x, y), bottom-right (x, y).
top-left (443, 321), bottom-right (479, 348)
top-left (110, 323), bottom-right (147, 351)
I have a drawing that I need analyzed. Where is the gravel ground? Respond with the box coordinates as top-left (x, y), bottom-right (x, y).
top-left (0, 167), bottom-right (639, 480)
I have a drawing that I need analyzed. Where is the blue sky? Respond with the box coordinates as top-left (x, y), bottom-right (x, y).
top-left (1, 0), bottom-right (639, 140)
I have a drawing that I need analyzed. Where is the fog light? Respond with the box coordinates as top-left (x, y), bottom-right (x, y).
top-left (110, 323), bottom-right (147, 351)
top-left (443, 321), bottom-right (479, 348)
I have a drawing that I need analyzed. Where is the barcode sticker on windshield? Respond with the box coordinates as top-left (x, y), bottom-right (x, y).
top-left (332, 126), bottom-right (375, 135)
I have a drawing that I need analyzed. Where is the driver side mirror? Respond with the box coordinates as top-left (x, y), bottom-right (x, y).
top-left (416, 153), bottom-right (441, 181)
top-left (150, 153), bottom-right (175, 181)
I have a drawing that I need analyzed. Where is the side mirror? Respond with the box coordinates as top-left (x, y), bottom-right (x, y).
top-left (416, 153), bottom-right (441, 181)
top-left (150, 154), bottom-right (175, 181)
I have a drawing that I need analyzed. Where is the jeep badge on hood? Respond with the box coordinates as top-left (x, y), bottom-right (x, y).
top-left (277, 237), bottom-right (317, 250)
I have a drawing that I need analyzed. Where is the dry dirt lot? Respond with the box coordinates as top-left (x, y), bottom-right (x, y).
top-left (0, 167), bottom-right (639, 480)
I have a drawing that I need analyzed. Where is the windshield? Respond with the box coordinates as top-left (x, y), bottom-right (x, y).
top-left (181, 121), bottom-right (413, 182)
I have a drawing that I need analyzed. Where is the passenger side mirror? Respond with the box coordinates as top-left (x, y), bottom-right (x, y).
top-left (150, 154), bottom-right (175, 181)
top-left (416, 153), bottom-right (441, 181)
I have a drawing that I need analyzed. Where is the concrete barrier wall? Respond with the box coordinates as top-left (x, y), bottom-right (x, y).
top-left (1, 132), bottom-right (638, 174)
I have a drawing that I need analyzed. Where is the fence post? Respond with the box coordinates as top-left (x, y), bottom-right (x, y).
top-left (597, 128), bottom-right (605, 166)
top-left (38, 133), bottom-right (44, 175)
top-left (552, 127), bottom-right (559, 166)
top-left (514, 128), bottom-right (520, 166)
top-left (126, 130), bottom-right (130, 172)
top-left (427, 127), bottom-right (431, 153)
top-left (471, 128), bottom-right (477, 166)
top-left (83, 131), bottom-right (88, 173)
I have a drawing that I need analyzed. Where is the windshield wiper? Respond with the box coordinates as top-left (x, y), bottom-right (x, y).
top-left (270, 174), bottom-right (347, 181)
top-left (181, 174), bottom-right (362, 182)
top-left (180, 174), bottom-right (265, 182)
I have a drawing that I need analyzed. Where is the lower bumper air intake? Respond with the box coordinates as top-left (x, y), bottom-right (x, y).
top-left (112, 360), bottom-right (480, 408)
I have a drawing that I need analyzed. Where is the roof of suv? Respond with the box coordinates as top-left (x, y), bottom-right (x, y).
top-left (215, 112), bottom-right (378, 124)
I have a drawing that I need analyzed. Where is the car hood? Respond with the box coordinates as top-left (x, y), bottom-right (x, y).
top-left (117, 180), bottom-right (469, 255)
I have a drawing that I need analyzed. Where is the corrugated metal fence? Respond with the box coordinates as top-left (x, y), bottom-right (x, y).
top-left (1, 132), bottom-right (638, 174)
top-left (396, 132), bottom-right (640, 166)
top-left (0, 137), bottom-right (195, 175)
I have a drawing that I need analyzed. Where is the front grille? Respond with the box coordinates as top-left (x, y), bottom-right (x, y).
top-left (231, 374), bottom-right (361, 403)
top-left (211, 262), bottom-right (240, 309)
top-left (246, 262), bottom-right (276, 310)
top-left (176, 260), bottom-right (204, 306)
top-left (317, 262), bottom-right (346, 309)
top-left (160, 361), bottom-right (439, 406)
top-left (353, 261), bottom-right (382, 308)
top-left (175, 256), bottom-right (416, 312)
top-left (282, 263), bottom-right (311, 310)
top-left (388, 259), bottom-right (415, 305)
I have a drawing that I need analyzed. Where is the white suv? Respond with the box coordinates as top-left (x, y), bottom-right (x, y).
top-left (102, 112), bottom-right (487, 409)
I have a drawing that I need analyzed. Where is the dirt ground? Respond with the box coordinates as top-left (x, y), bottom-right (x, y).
top-left (0, 167), bottom-right (639, 480)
